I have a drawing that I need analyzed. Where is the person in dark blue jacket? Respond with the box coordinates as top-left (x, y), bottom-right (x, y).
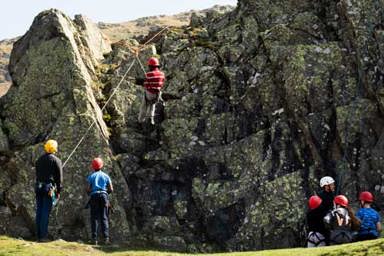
top-left (356, 191), bottom-right (381, 241)
top-left (35, 139), bottom-right (63, 242)
top-left (87, 157), bottom-right (113, 245)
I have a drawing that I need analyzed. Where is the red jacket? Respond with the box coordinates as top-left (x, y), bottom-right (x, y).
top-left (144, 68), bottom-right (165, 94)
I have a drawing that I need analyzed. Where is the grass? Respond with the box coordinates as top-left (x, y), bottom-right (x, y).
top-left (1, 236), bottom-right (384, 256)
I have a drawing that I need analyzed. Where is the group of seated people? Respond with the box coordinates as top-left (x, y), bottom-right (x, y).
top-left (307, 176), bottom-right (381, 247)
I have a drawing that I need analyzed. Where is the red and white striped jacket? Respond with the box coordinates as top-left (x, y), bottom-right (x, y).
top-left (144, 68), bottom-right (165, 94)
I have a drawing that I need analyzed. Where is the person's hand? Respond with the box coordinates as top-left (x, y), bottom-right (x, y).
top-left (56, 193), bottom-right (60, 199)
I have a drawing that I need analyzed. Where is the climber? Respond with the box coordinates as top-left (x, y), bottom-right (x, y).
top-left (323, 195), bottom-right (360, 245)
top-left (306, 195), bottom-right (327, 247)
top-left (356, 191), bottom-right (382, 241)
top-left (136, 57), bottom-right (165, 125)
top-left (35, 139), bottom-right (63, 242)
top-left (318, 176), bottom-right (337, 213)
top-left (86, 157), bottom-right (113, 245)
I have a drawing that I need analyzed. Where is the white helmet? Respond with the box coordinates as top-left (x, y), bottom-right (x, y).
top-left (320, 176), bottom-right (335, 187)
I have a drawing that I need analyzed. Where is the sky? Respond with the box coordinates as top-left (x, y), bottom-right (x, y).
top-left (0, 0), bottom-right (238, 40)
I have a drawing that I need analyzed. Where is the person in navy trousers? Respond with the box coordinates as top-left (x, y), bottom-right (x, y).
top-left (87, 157), bottom-right (113, 245)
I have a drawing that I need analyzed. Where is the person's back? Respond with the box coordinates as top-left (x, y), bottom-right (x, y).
top-left (87, 158), bottom-right (113, 245)
top-left (356, 191), bottom-right (381, 241)
top-left (88, 171), bottom-right (110, 194)
top-left (307, 196), bottom-right (327, 247)
top-left (324, 195), bottom-right (353, 245)
top-left (138, 57), bottom-right (166, 125)
top-left (356, 208), bottom-right (381, 239)
top-left (144, 68), bottom-right (165, 94)
top-left (36, 153), bottom-right (63, 189)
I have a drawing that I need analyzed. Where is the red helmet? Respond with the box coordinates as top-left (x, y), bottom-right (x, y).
top-left (359, 191), bottom-right (374, 203)
top-left (92, 157), bottom-right (104, 170)
top-left (147, 57), bottom-right (160, 67)
top-left (334, 195), bottom-right (349, 207)
top-left (308, 195), bottom-right (322, 210)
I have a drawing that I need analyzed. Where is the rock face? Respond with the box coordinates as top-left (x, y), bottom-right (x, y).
top-left (1, 0), bottom-right (384, 252)
top-left (0, 9), bottom-right (130, 241)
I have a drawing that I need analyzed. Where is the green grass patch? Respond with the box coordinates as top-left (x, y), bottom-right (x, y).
top-left (0, 236), bottom-right (384, 256)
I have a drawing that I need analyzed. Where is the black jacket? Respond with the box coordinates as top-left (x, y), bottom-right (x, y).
top-left (307, 207), bottom-right (328, 235)
top-left (318, 190), bottom-right (336, 213)
top-left (35, 153), bottom-right (63, 193)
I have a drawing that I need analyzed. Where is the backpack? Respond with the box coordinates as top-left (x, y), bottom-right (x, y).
top-left (328, 208), bottom-right (353, 244)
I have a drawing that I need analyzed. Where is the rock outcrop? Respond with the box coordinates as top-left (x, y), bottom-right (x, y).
top-left (1, 0), bottom-right (384, 252)
top-left (0, 9), bottom-right (130, 241)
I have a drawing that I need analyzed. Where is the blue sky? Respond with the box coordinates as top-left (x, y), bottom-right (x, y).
top-left (0, 0), bottom-right (238, 40)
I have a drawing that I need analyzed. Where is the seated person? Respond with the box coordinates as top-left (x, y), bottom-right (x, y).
top-left (324, 195), bottom-right (359, 245)
top-left (307, 195), bottom-right (327, 247)
top-left (356, 191), bottom-right (381, 241)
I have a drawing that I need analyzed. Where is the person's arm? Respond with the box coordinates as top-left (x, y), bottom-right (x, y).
top-left (54, 158), bottom-right (63, 197)
top-left (377, 214), bottom-right (382, 233)
top-left (87, 184), bottom-right (92, 195)
top-left (107, 177), bottom-right (113, 194)
top-left (135, 77), bottom-right (145, 86)
top-left (86, 176), bottom-right (92, 195)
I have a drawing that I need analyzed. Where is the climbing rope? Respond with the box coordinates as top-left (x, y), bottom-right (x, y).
top-left (62, 26), bottom-right (170, 167)
top-left (140, 26), bottom-right (169, 49)
top-left (136, 55), bottom-right (146, 75)
top-left (63, 59), bottom-right (136, 167)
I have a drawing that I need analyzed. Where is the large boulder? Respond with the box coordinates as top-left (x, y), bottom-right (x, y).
top-left (0, 9), bottom-right (130, 241)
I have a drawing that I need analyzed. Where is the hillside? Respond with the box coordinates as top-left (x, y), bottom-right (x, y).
top-left (0, 39), bottom-right (14, 96)
top-left (99, 5), bottom-right (234, 42)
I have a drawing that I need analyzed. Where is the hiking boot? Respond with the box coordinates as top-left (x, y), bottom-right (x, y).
top-left (89, 239), bottom-right (98, 246)
top-left (103, 238), bottom-right (111, 245)
top-left (38, 238), bottom-right (51, 243)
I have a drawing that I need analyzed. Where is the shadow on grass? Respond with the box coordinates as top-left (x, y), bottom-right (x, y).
top-left (94, 241), bottom-right (187, 254)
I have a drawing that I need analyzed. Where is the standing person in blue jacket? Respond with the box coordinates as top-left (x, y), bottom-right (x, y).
top-left (87, 157), bottom-right (113, 245)
top-left (35, 139), bottom-right (63, 242)
top-left (356, 191), bottom-right (381, 241)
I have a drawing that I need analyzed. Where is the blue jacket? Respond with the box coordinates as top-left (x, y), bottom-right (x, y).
top-left (356, 208), bottom-right (381, 237)
top-left (87, 170), bottom-right (112, 196)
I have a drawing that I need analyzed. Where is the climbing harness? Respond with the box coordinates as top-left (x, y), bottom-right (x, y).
top-left (307, 231), bottom-right (326, 247)
top-left (62, 26), bottom-right (169, 168)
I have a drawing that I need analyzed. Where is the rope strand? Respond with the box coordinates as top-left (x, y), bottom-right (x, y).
top-left (140, 26), bottom-right (169, 49)
top-left (63, 59), bottom-right (136, 167)
top-left (62, 26), bottom-right (169, 167)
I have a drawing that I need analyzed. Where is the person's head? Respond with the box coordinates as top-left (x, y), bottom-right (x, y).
top-left (320, 176), bottom-right (335, 192)
top-left (359, 191), bottom-right (374, 207)
top-left (44, 139), bottom-right (58, 154)
top-left (92, 157), bottom-right (103, 171)
top-left (308, 195), bottom-right (322, 210)
top-left (334, 195), bottom-right (348, 208)
top-left (147, 57), bottom-right (160, 70)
